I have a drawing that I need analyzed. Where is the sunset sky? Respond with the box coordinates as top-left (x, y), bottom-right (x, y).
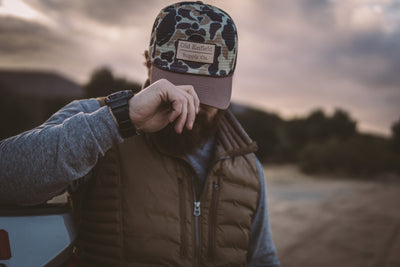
top-left (1, 0), bottom-right (399, 136)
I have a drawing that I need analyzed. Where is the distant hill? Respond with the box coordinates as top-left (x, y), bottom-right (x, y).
top-left (0, 69), bottom-right (83, 99)
top-left (0, 69), bottom-right (84, 139)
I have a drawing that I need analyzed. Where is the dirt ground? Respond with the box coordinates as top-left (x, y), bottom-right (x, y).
top-left (264, 165), bottom-right (400, 267)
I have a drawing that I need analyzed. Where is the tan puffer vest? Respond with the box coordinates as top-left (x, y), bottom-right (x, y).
top-left (71, 111), bottom-right (260, 267)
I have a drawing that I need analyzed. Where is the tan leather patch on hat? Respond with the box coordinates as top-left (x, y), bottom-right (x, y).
top-left (176, 40), bottom-right (215, 64)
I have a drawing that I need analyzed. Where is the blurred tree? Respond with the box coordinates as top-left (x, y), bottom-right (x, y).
top-left (234, 106), bottom-right (359, 164)
top-left (329, 109), bottom-right (357, 139)
top-left (85, 68), bottom-right (114, 98)
top-left (231, 104), bottom-right (285, 162)
top-left (0, 87), bottom-right (34, 140)
top-left (286, 108), bottom-right (357, 157)
top-left (392, 117), bottom-right (400, 153)
top-left (85, 67), bottom-right (141, 98)
top-left (299, 134), bottom-right (400, 177)
top-left (305, 109), bottom-right (331, 140)
top-left (285, 109), bottom-right (329, 154)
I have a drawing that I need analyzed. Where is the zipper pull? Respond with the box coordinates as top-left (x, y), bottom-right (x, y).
top-left (194, 201), bottom-right (201, 217)
top-left (213, 181), bottom-right (219, 190)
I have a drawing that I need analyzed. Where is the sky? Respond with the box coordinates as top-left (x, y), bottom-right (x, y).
top-left (0, 0), bottom-right (399, 136)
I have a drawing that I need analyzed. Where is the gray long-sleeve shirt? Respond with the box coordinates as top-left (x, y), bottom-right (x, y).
top-left (0, 99), bottom-right (279, 266)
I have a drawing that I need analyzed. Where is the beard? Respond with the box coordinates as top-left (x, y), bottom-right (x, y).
top-left (152, 109), bottom-right (225, 155)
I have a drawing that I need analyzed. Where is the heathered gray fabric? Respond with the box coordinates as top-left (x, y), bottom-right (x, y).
top-left (186, 136), bottom-right (215, 191)
top-left (0, 99), bottom-right (123, 204)
top-left (248, 160), bottom-right (281, 267)
top-left (0, 98), bottom-right (280, 266)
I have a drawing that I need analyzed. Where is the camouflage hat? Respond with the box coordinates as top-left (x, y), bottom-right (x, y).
top-left (148, 1), bottom-right (238, 109)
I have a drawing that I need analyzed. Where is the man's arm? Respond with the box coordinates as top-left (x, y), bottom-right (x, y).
top-left (0, 79), bottom-right (200, 205)
top-left (0, 99), bottom-right (123, 205)
top-left (247, 159), bottom-right (280, 267)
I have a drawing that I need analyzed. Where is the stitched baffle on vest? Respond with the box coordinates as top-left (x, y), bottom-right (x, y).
top-left (215, 110), bottom-right (258, 160)
top-left (74, 146), bottom-right (125, 266)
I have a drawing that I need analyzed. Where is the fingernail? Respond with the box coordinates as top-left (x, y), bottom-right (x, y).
top-left (196, 106), bottom-right (200, 114)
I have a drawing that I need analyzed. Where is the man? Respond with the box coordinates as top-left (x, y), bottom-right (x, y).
top-left (0, 2), bottom-right (280, 266)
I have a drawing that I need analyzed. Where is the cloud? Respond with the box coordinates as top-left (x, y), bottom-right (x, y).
top-left (28, 0), bottom-right (162, 27)
top-left (318, 0), bottom-right (400, 89)
top-left (0, 16), bottom-right (95, 81)
top-left (0, 16), bottom-right (67, 51)
top-left (329, 30), bottom-right (400, 88)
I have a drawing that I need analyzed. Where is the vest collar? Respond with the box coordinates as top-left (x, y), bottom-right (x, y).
top-left (214, 110), bottom-right (258, 159)
top-left (146, 110), bottom-right (258, 161)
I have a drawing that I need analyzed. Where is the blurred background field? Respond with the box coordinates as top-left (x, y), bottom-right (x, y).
top-left (265, 164), bottom-right (400, 267)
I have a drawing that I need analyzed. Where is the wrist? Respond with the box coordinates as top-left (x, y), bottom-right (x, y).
top-left (108, 106), bottom-right (119, 126)
top-left (105, 90), bottom-right (139, 138)
top-left (127, 96), bottom-right (146, 132)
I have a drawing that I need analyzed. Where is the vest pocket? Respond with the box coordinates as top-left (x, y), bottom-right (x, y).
top-left (178, 178), bottom-right (188, 258)
top-left (208, 181), bottom-right (220, 260)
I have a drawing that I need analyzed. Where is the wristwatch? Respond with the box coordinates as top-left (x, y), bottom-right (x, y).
top-left (105, 90), bottom-right (138, 138)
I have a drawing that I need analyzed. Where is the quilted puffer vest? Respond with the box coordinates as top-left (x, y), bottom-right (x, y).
top-left (70, 111), bottom-right (260, 267)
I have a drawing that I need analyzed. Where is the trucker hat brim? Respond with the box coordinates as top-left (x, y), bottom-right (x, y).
top-left (151, 65), bottom-right (232, 110)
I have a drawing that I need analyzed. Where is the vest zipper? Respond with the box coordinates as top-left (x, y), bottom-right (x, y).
top-left (192, 180), bottom-right (201, 267)
top-left (178, 178), bottom-right (187, 258)
top-left (191, 167), bottom-right (223, 266)
top-left (157, 154), bottom-right (223, 267)
top-left (208, 181), bottom-right (220, 260)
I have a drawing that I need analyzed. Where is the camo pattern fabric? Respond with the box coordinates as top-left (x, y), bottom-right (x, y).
top-left (148, 2), bottom-right (238, 77)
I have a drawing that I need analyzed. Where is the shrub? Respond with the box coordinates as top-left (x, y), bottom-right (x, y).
top-left (392, 117), bottom-right (400, 154)
top-left (298, 134), bottom-right (400, 177)
top-left (85, 67), bottom-right (141, 98)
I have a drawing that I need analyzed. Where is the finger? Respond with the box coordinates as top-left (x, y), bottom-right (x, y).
top-left (174, 99), bottom-right (188, 134)
top-left (175, 87), bottom-right (196, 130)
top-left (168, 102), bottom-right (182, 124)
top-left (183, 91), bottom-right (196, 130)
top-left (176, 86), bottom-right (197, 130)
top-left (164, 84), bottom-right (185, 123)
top-left (185, 97), bottom-right (196, 130)
top-left (177, 85), bottom-right (200, 114)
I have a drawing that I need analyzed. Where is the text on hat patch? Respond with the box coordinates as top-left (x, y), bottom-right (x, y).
top-left (176, 40), bottom-right (215, 64)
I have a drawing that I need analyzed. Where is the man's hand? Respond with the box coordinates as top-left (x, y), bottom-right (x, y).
top-left (128, 79), bottom-right (200, 134)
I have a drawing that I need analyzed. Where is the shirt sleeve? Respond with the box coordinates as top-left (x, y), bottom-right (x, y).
top-left (0, 99), bottom-right (124, 205)
top-left (247, 158), bottom-right (280, 267)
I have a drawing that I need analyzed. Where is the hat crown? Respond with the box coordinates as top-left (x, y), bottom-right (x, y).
top-left (149, 1), bottom-right (238, 77)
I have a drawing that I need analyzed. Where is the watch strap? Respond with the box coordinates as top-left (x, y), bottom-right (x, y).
top-left (105, 90), bottom-right (138, 138)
